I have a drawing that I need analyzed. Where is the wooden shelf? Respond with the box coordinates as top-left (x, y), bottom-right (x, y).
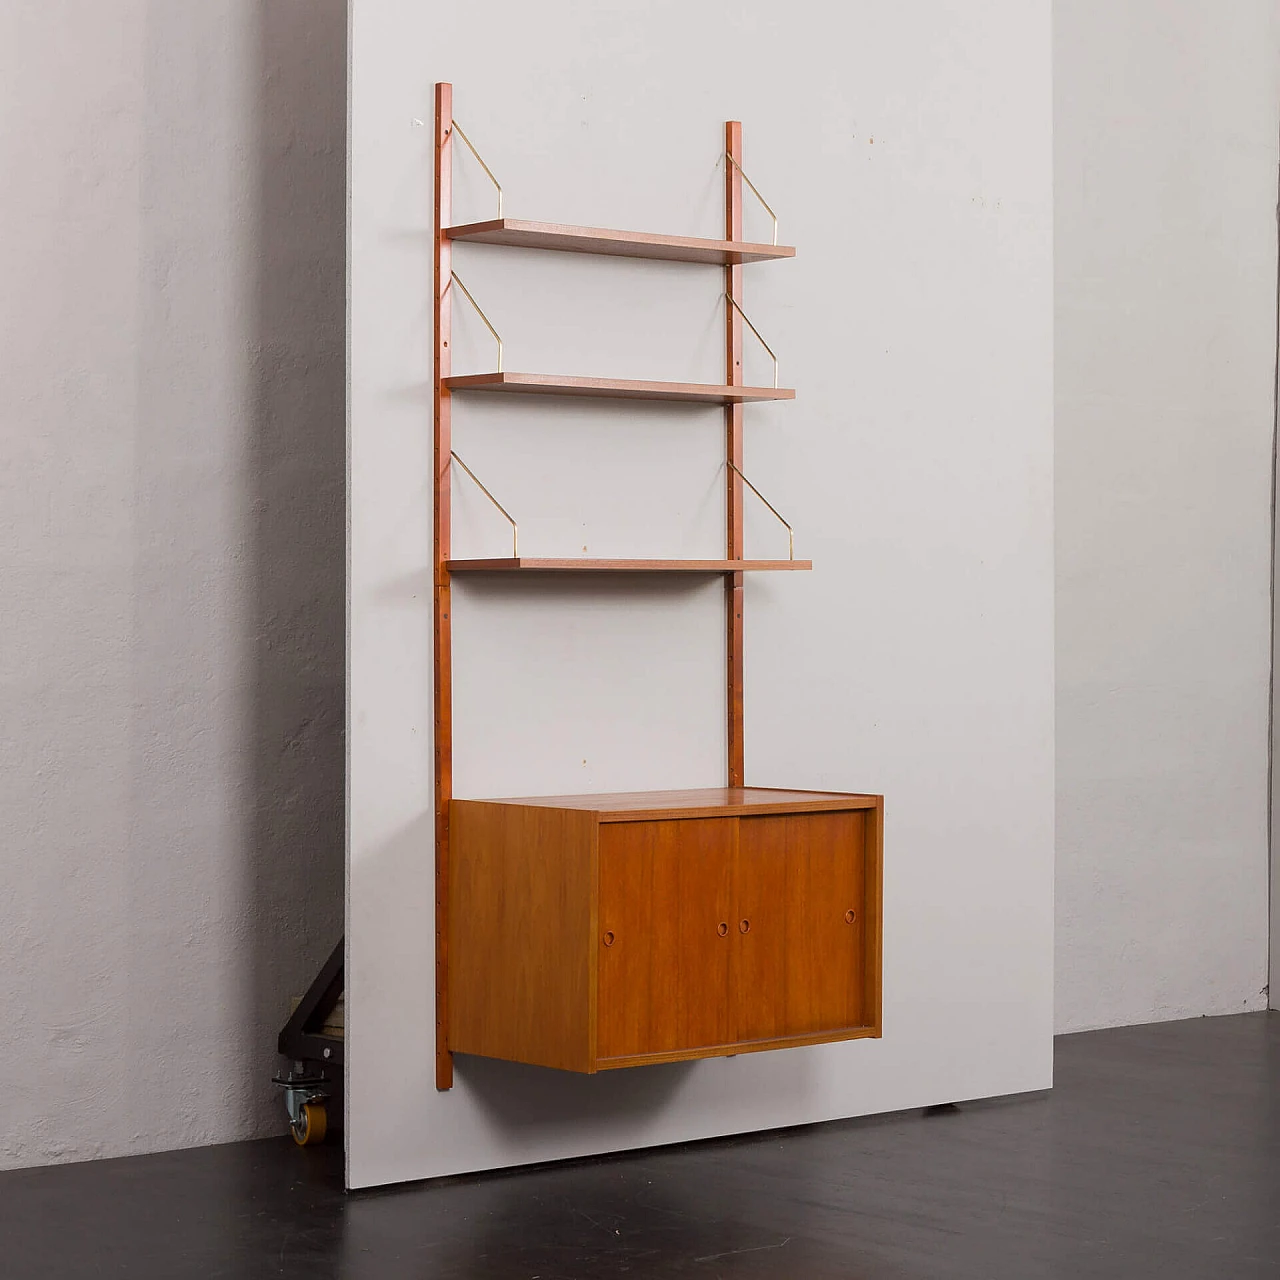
top-left (446, 557), bottom-right (812, 573)
top-left (443, 372), bottom-right (794, 404)
top-left (446, 218), bottom-right (796, 265)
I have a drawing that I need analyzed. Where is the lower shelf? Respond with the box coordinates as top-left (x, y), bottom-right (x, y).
top-left (446, 557), bottom-right (812, 573)
top-left (447, 787), bottom-right (883, 1073)
top-left (442, 371), bottom-right (795, 404)
top-left (444, 217), bottom-right (797, 265)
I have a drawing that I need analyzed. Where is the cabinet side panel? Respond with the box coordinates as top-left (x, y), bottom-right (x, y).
top-left (449, 803), bottom-right (593, 1072)
top-left (865, 798), bottom-right (884, 1036)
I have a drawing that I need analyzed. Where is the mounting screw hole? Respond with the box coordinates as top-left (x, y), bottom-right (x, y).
top-left (739, 919), bottom-right (751, 934)
top-left (602, 931), bottom-right (615, 947)
top-left (845, 909), bottom-right (857, 924)
top-left (717, 922), bottom-right (729, 937)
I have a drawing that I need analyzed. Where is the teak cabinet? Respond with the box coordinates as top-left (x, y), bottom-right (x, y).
top-left (449, 788), bottom-right (883, 1072)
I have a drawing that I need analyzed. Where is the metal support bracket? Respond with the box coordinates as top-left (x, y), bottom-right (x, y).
top-left (727, 460), bottom-right (796, 560)
top-left (724, 293), bottom-right (779, 387)
top-left (724, 152), bottom-right (779, 244)
top-left (451, 450), bottom-right (519, 557)
top-left (449, 119), bottom-right (503, 218)
top-left (446, 272), bottom-right (503, 372)
top-left (277, 938), bottom-right (344, 1067)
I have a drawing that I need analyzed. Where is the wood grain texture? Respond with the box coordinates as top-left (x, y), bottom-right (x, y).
top-left (442, 372), bottom-right (795, 404)
top-left (445, 557), bottom-right (811, 573)
top-left (595, 1025), bottom-right (881, 1070)
top-left (433, 81), bottom-right (454, 1091)
top-left (864, 796), bottom-right (885, 1037)
top-left (597, 819), bottom-right (734, 1059)
top-left (462, 787), bottom-right (880, 819)
top-left (445, 218), bottom-right (795, 264)
top-left (448, 801), bottom-right (597, 1072)
top-left (733, 812), bottom-right (867, 1042)
top-left (725, 120), bottom-right (745, 787)
top-left (442, 793), bottom-right (882, 1073)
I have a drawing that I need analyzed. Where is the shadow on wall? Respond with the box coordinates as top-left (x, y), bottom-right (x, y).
top-left (124, 0), bottom-right (346, 1155)
top-left (458, 1055), bottom-right (696, 1142)
top-left (247, 0), bottom-right (346, 1131)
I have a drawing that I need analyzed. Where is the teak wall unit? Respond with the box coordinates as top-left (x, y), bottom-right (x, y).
top-left (433, 83), bottom-right (882, 1088)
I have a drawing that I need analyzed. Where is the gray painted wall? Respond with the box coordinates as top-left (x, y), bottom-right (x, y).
top-left (0, 2), bottom-right (346, 1169)
top-left (1055, 0), bottom-right (1278, 1032)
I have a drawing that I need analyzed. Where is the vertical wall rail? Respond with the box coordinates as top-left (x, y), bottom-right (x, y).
top-left (725, 121), bottom-right (745, 787)
top-left (434, 82), bottom-right (455, 1090)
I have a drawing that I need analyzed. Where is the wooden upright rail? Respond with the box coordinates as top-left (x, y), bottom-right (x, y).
top-left (725, 121), bottom-right (746, 787)
top-left (434, 82), bottom-right (455, 1091)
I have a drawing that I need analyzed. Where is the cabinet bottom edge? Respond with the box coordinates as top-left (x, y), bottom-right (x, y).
top-left (596, 1025), bottom-right (882, 1071)
top-left (450, 1026), bottom-right (882, 1075)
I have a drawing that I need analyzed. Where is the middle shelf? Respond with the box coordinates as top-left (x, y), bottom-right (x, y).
top-left (443, 372), bottom-right (795, 404)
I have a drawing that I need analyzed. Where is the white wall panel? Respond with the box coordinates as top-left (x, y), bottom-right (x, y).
top-left (349, 0), bottom-right (1054, 1188)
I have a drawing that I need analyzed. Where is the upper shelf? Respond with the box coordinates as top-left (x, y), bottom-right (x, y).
top-left (443, 372), bottom-right (795, 405)
top-left (446, 558), bottom-right (812, 573)
top-left (446, 218), bottom-right (796, 265)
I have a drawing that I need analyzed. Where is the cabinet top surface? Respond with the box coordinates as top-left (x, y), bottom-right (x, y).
top-left (454, 787), bottom-right (880, 821)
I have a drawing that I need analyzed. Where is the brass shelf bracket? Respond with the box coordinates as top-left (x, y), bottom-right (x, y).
top-left (724, 293), bottom-right (779, 388)
top-left (446, 272), bottom-right (504, 372)
top-left (724, 152), bottom-right (778, 245)
top-left (727, 460), bottom-right (795, 560)
top-left (450, 450), bottom-right (519, 557)
top-left (449, 119), bottom-right (503, 218)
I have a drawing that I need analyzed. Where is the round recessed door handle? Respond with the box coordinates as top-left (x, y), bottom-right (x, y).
top-left (717, 921), bottom-right (729, 937)
top-left (845, 909), bottom-right (857, 924)
top-left (739, 918), bottom-right (751, 934)
top-left (602, 930), bottom-right (615, 947)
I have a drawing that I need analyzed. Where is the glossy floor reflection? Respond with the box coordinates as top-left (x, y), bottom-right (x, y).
top-left (3, 1012), bottom-right (1278, 1278)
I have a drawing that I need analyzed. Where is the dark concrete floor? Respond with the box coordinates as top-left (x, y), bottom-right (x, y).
top-left (2, 1012), bottom-right (1278, 1278)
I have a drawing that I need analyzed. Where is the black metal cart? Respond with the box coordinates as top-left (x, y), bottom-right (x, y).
top-left (274, 939), bottom-right (343, 1145)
